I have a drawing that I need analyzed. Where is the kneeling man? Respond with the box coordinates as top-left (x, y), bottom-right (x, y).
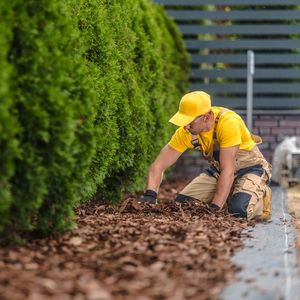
top-left (140, 91), bottom-right (272, 221)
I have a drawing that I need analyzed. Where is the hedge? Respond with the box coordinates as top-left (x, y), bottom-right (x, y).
top-left (0, 2), bottom-right (19, 232)
top-left (0, 0), bottom-right (189, 239)
top-left (71, 0), bottom-right (189, 200)
top-left (3, 0), bottom-right (97, 237)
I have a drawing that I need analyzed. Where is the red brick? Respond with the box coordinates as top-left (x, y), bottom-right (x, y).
top-left (259, 115), bottom-right (282, 121)
top-left (276, 134), bottom-right (297, 143)
top-left (260, 150), bottom-right (273, 161)
top-left (279, 120), bottom-right (300, 127)
top-left (271, 127), bottom-right (296, 135)
top-left (262, 135), bottom-right (276, 142)
top-left (258, 128), bottom-right (271, 135)
top-left (283, 115), bottom-right (300, 121)
top-left (255, 120), bottom-right (278, 127)
top-left (260, 143), bottom-right (270, 150)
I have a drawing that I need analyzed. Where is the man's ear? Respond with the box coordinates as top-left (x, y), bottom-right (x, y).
top-left (204, 112), bottom-right (211, 121)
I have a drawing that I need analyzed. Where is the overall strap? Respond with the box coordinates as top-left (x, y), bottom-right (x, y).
top-left (190, 108), bottom-right (231, 160)
top-left (191, 134), bottom-right (202, 151)
top-left (213, 108), bottom-right (231, 141)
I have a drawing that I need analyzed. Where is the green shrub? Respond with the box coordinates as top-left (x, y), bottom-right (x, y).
top-left (6, 0), bottom-right (97, 235)
top-left (0, 2), bottom-right (19, 232)
top-left (70, 0), bottom-right (189, 200)
top-left (0, 0), bottom-right (189, 239)
top-left (67, 0), bottom-right (123, 200)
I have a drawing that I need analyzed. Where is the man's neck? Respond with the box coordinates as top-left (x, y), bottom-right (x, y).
top-left (205, 113), bottom-right (215, 131)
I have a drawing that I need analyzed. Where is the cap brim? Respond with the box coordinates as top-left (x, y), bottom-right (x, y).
top-left (169, 112), bottom-right (195, 127)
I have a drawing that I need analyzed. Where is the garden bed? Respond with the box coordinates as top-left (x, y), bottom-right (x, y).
top-left (0, 180), bottom-right (248, 300)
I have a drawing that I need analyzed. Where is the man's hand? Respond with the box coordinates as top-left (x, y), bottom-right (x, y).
top-left (207, 202), bottom-right (221, 211)
top-left (175, 194), bottom-right (194, 203)
top-left (139, 189), bottom-right (157, 204)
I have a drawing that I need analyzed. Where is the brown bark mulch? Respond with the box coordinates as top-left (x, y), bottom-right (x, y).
top-left (0, 180), bottom-right (250, 300)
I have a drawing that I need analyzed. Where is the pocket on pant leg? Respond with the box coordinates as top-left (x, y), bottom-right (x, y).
top-left (241, 174), bottom-right (264, 201)
top-left (233, 173), bottom-right (264, 220)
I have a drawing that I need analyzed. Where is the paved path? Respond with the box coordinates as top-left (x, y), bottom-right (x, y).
top-left (221, 187), bottom-right (300, 300)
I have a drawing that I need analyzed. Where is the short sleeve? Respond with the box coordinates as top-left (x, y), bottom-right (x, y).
top-left (168, 127), bottom-right (191, 153)
top-left (217, 117), bottom-right (242, 148)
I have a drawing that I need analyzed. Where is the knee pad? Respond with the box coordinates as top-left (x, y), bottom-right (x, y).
top-left (175, 194), bottom-right (193, 203)
top-left (228, 192), bottom-right (251, 218)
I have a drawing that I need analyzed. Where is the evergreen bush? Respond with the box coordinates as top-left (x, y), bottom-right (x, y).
top-left (0, 0), bottom-right (189, 239)
top-left (0, 2), bottom-right (19, 232)
top-left (70, 0), bottom-right (189, 200)
top-left (5, 0), bottom-right (97, 236)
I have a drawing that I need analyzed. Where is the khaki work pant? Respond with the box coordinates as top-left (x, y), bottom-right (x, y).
top-left (179, 146), bottom-right (272, 221)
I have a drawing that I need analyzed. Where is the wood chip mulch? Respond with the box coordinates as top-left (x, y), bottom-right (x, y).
top-left (0, 180), bottom-right (250, 300)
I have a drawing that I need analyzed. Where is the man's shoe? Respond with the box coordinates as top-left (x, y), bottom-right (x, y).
top-left (260, 185), bottom-right (272, 221)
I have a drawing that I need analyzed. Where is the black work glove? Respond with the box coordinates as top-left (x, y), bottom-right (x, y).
top-left (139, 189), bottom-right (157, 205)
top-left (207, 202), bottom-right (221, 212)
top-left (175, 194), bottom-right (194, 203)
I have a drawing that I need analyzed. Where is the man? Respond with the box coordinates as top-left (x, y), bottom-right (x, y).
top-left (140, 91), bottom-right (272, 221)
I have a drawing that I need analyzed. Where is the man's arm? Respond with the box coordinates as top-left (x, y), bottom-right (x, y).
top-left (146, 144), bottom-right (182, 193)
top-left (211, 145), bottom-right (239, 208)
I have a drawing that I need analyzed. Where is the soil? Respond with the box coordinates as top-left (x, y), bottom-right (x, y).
top-left (0, 180), bottom-right (249, 300)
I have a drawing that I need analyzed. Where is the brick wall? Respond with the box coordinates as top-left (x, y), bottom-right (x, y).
top-left (171, 111), bottom-right (300, 179)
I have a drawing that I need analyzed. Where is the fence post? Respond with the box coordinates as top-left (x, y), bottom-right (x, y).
top-left (247, 50), bottom-right (255, 131)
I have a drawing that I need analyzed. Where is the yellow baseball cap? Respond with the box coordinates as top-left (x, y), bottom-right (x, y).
top-left (169, 91), bottom-right (211, 127)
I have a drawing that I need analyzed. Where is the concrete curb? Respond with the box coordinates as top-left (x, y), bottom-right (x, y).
top-left (221, 187), bottom-right (300, 300)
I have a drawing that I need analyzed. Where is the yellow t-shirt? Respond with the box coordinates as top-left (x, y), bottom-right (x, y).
top-left (168, 106), bottom-right (256, 153)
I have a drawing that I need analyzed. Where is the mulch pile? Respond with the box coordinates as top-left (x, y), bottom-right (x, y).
top-left (0, 180), bottom-right (250, 300)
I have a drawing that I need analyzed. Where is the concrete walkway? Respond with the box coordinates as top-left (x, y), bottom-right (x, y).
top-left (221, 187), bottom-right (300, 300)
